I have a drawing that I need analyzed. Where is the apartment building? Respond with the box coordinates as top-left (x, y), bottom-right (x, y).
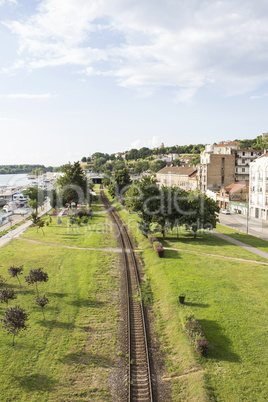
top-left (249, 153), bottom-right (268, 219)
top-left (156, 166), bottom-right (198, 191)
top-left (199, 142), bottom-right (262, 193)
top-left (234, 149), bottom-right (262, 181)
top-left (199, 144), bottom-right (236, 192)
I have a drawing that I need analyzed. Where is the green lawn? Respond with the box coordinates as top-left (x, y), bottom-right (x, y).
top-left (109, 196), bottom-right (268, 401)
top-left (20, 201), bottom-right (117, 249)
top-left (0, 201), bottom-right (119, 401)
top-left (216, 224), bottom-right (268, 253)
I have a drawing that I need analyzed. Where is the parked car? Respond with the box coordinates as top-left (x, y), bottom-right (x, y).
top-left (221, 209), bottom-right (231, 214)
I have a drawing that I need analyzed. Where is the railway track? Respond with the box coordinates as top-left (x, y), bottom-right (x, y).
top-left (100, 190), bottom-right (153, 402)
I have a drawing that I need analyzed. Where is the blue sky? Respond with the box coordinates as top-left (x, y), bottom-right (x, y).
top-left (0, 0), bottom-right (268, 166)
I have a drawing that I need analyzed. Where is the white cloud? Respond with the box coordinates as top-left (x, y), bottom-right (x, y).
top-left (7, 93), bottom-right (57, 99)
top-left (130, 136), bottom-right (160, 149)
top-left (3, 0), bottom-right (268, 101)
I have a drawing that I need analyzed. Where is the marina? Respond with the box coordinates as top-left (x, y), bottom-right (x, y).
top-left (0, 172), bottom-right (59, 226)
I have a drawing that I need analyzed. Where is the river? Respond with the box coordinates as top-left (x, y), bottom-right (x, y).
top-left (0, 173), bottom-right (31, 187)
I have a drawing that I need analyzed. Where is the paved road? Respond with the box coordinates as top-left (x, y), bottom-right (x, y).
top-left (219, 212), bottom-right (268, 240)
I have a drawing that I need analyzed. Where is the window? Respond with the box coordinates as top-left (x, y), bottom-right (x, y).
top-left (242, 151), bottom-right (245, 156)
top-left (242, 168), bottom-right (245, 172)
top-left (251, 152), bottom-right (253, 156)
top-left (242, 159), bottom-right (245, 164)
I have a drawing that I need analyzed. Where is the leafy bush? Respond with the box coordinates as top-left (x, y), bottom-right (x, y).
top-left (195, 338), bottom-right (209, 357)
top-left (0, 288), bottom-right (17, 306)
top-left (185, 320), bottom-right (204, 339)
top-left (185, 318), bottom-right (209, 357)
top-left (25, 268), bottom-right (49, 295)
top-left (154, 242), bottom-right (164, 258)
top-left (1, 305), bottom-right (29, 346)
top-left (8, 265), bottom-right (24, 287)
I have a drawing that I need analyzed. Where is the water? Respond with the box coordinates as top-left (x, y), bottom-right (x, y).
top-left (0, 173), bottom-right (31, 187)
top-left (0, 174), bottom-right (33, 219)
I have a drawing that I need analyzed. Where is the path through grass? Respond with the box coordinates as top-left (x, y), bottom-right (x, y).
top-left (0, 200), bottom-right (119, 401)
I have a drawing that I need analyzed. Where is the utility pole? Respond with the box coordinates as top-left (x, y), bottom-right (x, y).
top-left (246, 193), bottom-right (249, 234)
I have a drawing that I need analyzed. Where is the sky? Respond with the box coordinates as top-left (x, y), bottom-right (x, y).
top-left (0, 0), bottom-right (268, 166)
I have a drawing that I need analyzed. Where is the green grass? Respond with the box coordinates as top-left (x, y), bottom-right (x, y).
top-left (20, 200), bottom-right (116, 249)
top-left (216, 223), bottom-right (268, 253)
top-left (142, 247), bottom-right (268, 401)
top-left (108, 195), bottom-right (268, 400)
top-left (0, 201), bottom-right (119, 401)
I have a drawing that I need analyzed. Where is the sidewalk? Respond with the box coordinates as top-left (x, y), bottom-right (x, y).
top-left (0, 201), bottom-right (51, 248)
top-left (212, 230), bottom-right (268, 260)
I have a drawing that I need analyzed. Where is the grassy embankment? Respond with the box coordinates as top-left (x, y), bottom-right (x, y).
top-left (0, 199), bottom-right (119, 401)
top-left (107, 194), bottom-right (268, 401)
top-left (216, 223), bottom-right (268, 253)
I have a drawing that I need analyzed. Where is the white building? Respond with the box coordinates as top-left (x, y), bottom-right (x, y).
top-left (249, 153), bottom-right (268, 219)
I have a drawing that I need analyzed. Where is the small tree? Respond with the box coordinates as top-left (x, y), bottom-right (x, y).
top-left (35, 219), bottom-right (45, 235)
top-left (25, 268), bottom-right (49, 295)
top-left (8, 265), bottom-right (24, 287)
top-left (1, 305), bottom-right (29, 346)
top-left (36, 295), bottom-right (49, 320)
top-left (0, 288), bottom-right (17, 306)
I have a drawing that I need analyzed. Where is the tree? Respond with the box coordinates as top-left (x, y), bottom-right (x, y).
top-left (1, 306), bottom-right (29, 346)
top-left (36, 295), bottom-right (49, 320)
top-left (56, 161), bottom-right (87, 206)
top-left (8, 265), bottom-right (24, 288)
top-left (0, 288), bottom-right (17, 306)
top-left (113, 161), bottom-right (126, 171)
top-left (150, 160), bottom-right (167, 172)
top-left (108, 168), bottom-right (131, 199)
top-left (81, 157), bottom-right (87, 162)
top-left (34, 219), bottom-right (46, 235)
top-left (25, 268), bottom-right (49, 295)
top-left (125, 148), bottom-right (139, 161)
top-left (134, 161), bottom-right (149, 174)
top-left (184, 191), bottom-right (220, 238)
top-left (23, 187), bottom-right (46, 213)
top-left (93, 157), bottom-right (107, 172)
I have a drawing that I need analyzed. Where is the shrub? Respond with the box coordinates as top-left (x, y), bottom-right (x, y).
top-left (8, 265), bottom-right (24, 287)
top-left (154, 242), bottom-right (164, 258)
top-left (195, 338), bottom-right (209, 357)
top-left (0, 288), bottom-right (18, 306)
top-left (73, 209), bottom-right (92, 218)
top-left (185, 320), bottom-right (204, 339)
top-left (185, 318), bottom-right (209, 357)
top-left (148, 235), bottom-right (158, 244)
top-left (1, 305), bottom-right (29, 346)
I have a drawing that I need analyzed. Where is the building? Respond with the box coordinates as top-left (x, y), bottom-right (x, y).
top-left (199, 142), bottom-right (262, 193)
top-left (199, 145), bottom-right (236, 192)
top-left (249, 153), bottom-right (268, 219)
top-left (234, 149), bottom-right (262, 182)
top-left (216, 182), bottom-right (249, 214)
top-left (156, 166), bottom-right (198, 191)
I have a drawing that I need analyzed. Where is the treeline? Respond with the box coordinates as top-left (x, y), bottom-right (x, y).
top-left (81, 144), bottom-right (205, 165)
top-left (0, 165), bottom-right (54, 175)
top-left (0, 165), bottom-right (68, 175)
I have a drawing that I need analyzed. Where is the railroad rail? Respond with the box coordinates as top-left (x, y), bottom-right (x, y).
top-left (100, 190), bottom-right (153, 402)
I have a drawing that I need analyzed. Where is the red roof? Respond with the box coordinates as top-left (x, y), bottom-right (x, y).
top-left (225, 181), bottom-right (249, 193)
